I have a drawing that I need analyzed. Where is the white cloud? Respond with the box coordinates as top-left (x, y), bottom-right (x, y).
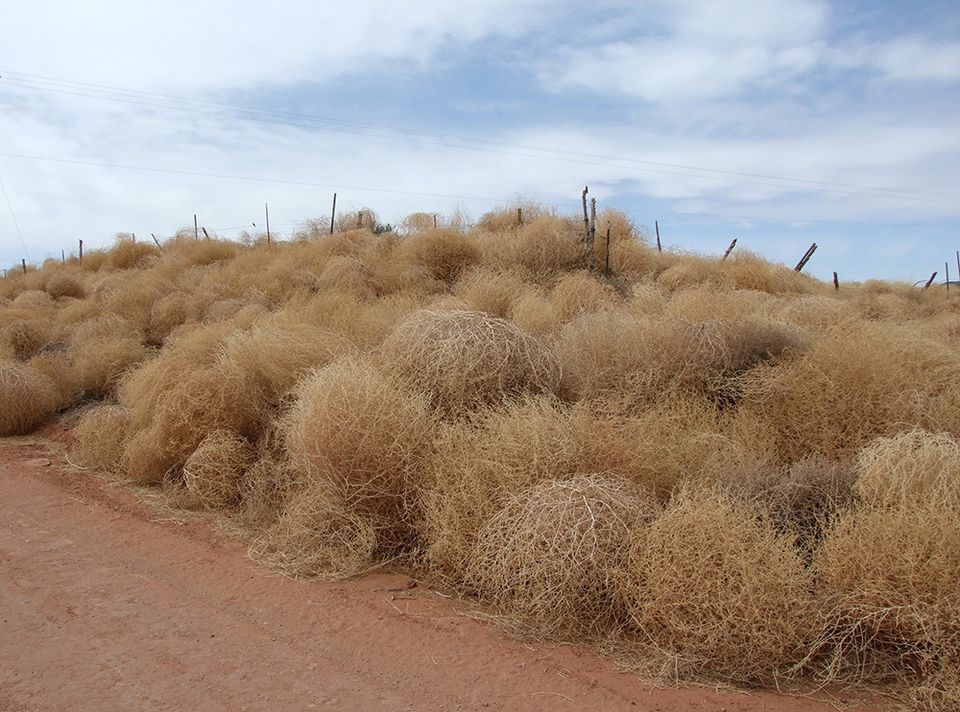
top-left (1, 0), bottom-right (548, 90)
top-left (865, 38), bottom-right (960, 83)
top-left (543, 0), bottom-right (828, 101)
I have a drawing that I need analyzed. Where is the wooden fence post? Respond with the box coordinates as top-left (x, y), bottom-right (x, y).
top-left (833, 271), bottom-right (839, 290)
top-left (794, 243), bottom-right (817, 272)
top-left (329, 193), bottom-right (337, 235)
top-left (923, 271), bottom-right (938, 290)
top-left (721, 238), bottom-right (737, 260)
top-left (604, 221), bottom-right (611, 275)
top-left (151, 233), bottom-right (163, 248)
top-left (194, 214), bottom-right (199, 240)
top-left (79, 239), bottom-right (83, 263)
top-left (655, 220), bottom-right (662, 253)
top-left (21, 258), bottom-right (27, 274)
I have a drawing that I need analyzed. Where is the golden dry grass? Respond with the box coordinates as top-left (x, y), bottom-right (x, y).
top-left (0, 360), bottom-right (59, 435)
top-left (469, 473), bottom-right (657, 638)
top-left (5, 204), bottom-right (960, 708)
top-left (622, 483), bottom-right (815, 683)
top-left (379, 309), bottom-right (561, 415)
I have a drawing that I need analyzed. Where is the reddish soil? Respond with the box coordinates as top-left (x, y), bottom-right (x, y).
top-left (0, 436), bottom-right (886, 712)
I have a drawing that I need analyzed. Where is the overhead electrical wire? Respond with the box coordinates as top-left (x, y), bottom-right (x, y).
top-left (2, 70), bottom-right (959, 206)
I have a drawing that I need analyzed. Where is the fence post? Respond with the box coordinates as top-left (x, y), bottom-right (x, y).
top-left (151, 233), bottom-right (162, 248)
top-left (604, 221), bottom-right (611, 275)
top-left (194, 214), bottom-right (199, 240)
top-left (923, 271), bottom-right (938, 290)
top-left (265, 202), bottom-right (271, 245)
top-left (329, 193), bottom-right (337, 235)
top-left (79, 239), bottom-right (83, 263)
top-left (21, 258), bottom-right (27, 274)
top-left (833, 271), bottom-right (839, 291)
top-left (655, 220), bottom-right (662, 253)
top-left (721, 238), bottom-right (737, 260)
top-left (794, 243), bottom-right (817, 272)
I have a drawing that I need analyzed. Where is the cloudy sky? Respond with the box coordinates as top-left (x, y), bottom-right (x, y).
top-left (1, 0), bottom-right (959, 282)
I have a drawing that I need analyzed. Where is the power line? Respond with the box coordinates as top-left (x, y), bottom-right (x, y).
top-left (3, 70), bottom-right (960, 206)
top-left (2, 149), bottom-right (959, 234)
top-left (0, 179), bottom-right (29, 259)
top-left (0, 151), bottom-right (505, 203)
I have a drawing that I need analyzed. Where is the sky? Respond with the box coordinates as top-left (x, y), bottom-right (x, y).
top-left (1, 0), bottom-right (959, 283)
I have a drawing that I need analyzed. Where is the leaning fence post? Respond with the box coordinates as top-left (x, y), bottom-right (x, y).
top-left (721, 238), bottom-right (737, 260)
top-left (202, 227), bottom-right (210, 240)
top-left (923, 271), bottom-right (938, 290)
top-left (794, 243), bottom-right (817, 272)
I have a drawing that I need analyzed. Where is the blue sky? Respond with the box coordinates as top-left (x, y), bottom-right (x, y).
top-left (1, 0), bottom-right (958, 283)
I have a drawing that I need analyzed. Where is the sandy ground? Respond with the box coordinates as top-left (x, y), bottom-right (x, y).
top-left (0, 436), bottom-right (886, 712)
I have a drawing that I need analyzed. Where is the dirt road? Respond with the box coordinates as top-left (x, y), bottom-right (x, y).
top-left (0, 437), bottom-right (880, 711)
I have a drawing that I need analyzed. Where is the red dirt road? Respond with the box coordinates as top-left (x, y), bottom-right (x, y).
top-left (0, 437), bottom-right (882, 712)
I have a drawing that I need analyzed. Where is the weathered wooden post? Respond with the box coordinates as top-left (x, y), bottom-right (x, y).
top-left (721, 238), bottom-right (737, 260)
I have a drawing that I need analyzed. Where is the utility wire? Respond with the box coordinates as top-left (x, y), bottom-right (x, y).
top-left (0, 179), bottom-right (29, 259)
top-left (3, 71), bottom-right (959, 206)
top-left (1, 150), bottom-right (958, 232)
top-left (0, 151), bottom-right (504, 203)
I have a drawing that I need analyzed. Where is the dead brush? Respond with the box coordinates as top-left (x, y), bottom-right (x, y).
top-left (220, 320), bottom-right (354, 402)
top-left (736, 323), bottom-right (960, 462)
top-left (621, 483), bottom-right (814, 683)
top-left (238, 450), bottom-right (297, 527)
top-left (468, 473), bottom-right (658, 639)
top-left (570, 395), bottom-right (744, 496)
top-left (807, 501), bottom-right (960, 694)
top-left (379, 309), bottom-right (561, 416)
top-left (0, 318), bottom-right (56, 360)
top-left (251, 481), bottom-right (380, 580)
top-left (312, 256), bottom-right (377, 298)
top-left (482, 215), bottom-right (580, 278)
top-left (854, 429), bottom-right (960, 509)
top-left (68, 315), bottom-right (147, 397)
top-left (45, 272), bottom-right (86, 300)
top-left (0, 360), bottom-right (60, 435)
top-left (182, 429), bottom-right (256, 509)
top-left (477, 201), bottom-right (550, 233)
top-left (549, 271), bottom-right (623, 321)
top-left (283, 356), bottom-right (434, 547)
top-left (509, 289), bottom-right (559, 335)
top-left (421, 396), bottom-right (579, 581)
top-left (397, 228), bottom-right (481, 283)
top-left (453, 267), bottom-right (530, 318)
top-left (28, 351), bottom-right (83, 408)
top-left (71, 404), bottom-right (130, 471)
top-left (556, 311), bottom-right (802, 407)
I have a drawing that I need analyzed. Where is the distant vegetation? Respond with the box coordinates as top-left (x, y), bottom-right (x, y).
top-left (2, 203), bottom-right (958, 708)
